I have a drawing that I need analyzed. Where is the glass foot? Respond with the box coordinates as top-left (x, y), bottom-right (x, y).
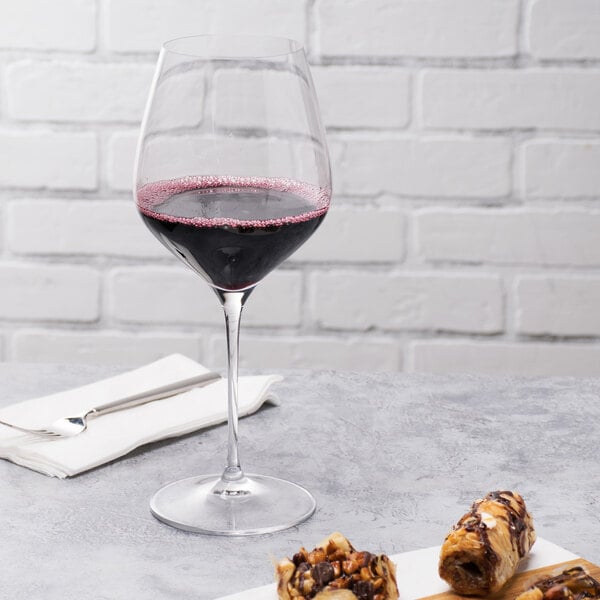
top-left (149, 473), bottom-right (316, 536)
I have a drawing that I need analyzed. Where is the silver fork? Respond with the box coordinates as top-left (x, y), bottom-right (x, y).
top-left (0, 371), bottom-right (221, 439)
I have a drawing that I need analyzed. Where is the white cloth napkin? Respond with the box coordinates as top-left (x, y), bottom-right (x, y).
top-left (0, 354), bottom-right (281, 478)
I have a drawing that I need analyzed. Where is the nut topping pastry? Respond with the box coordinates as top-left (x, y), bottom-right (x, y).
top-left (439, 491), bottom-right (537, 595)
top-left (275, 532), bottom-right (399, 600)
top-left (516, 567), bottom-right (600, 600)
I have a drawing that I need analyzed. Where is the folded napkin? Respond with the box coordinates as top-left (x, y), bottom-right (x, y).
top-left (0, 354), bottom-right (281, 478)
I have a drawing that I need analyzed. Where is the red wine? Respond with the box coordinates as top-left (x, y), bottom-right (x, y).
top-left (137, 176), bottom-right (330, 291)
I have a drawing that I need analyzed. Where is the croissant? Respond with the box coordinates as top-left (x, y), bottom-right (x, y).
top-left (439, 491), bottom-right (536, 595)
top-left (275, 532), bottom-right (398, 600)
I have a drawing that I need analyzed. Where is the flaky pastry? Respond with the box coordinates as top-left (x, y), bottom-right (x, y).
top-left (516, 566), bottom-right (600, 600)
top-left (439, 491), bottom-right (536, 595)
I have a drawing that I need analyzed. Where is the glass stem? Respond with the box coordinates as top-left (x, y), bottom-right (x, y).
top-left (218, 289), bottom-right (251, 484)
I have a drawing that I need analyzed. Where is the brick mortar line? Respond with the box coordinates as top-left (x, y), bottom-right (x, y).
top-left (327, 131), bottom-right (600, 140)
top-left (3, 193), bottom-right (599, 206)
top-left (302, 264), bottom-right (600, 275)
top-left (3, 122), bottom-right (600, 139)
top-left (96, 0), bottom-right (107, 55)
top-left (3, 125), bottom-right (600, 138)
top-left (0, 203), bottom-right (5, 261)
top-left (97, 130), bottom-right (113, 196)
top-left (512, 130), bottom-right (527, 201)
top-left (306, 0), bottom-right (318, 63)
top-left (7, 321), bottom-right (600, 346)
top-left (298, 266), bottom-right (312, 333)
top-left (504, 271), bottom-right (518, 337)
top-left (2, 48), bottom-right (600, 68)
top-left (3, 127), bottom-right (600, 139)
top-left (518, 0), bottom-right (532, 58)
top-left (313, 56), bottom-right (600, 68)
top-left (406, 70), bottom-right (417, 132)
top-left (99, 264), bottom-right (116, 330)
top-left (4, 253), bottom-right (600, 274)
top-left (3, 227), bottom-right (600, 274)
top-left (402, 202), bottom-right (416, 264)
top-left (0, 320), bottom-right (593, 354)
top-left (0, 54), bottom-right (156, 68)
top-left (5, 190), bottom-right (600, 207)
top-left (4, 313), bottom-right (600, 338)
top-left (0, 55), bottom-right (10, 122)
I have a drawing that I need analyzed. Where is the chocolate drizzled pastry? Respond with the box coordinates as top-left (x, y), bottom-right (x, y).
top-left (516, 567), bottom-right (600, 600)
top-left (275, 532), bottom-right (399, 600)
top-left (438, 491), bottom-right (536, 596)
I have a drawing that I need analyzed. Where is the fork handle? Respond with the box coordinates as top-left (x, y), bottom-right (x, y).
top-left (87, 372), bottom-right (222, 418)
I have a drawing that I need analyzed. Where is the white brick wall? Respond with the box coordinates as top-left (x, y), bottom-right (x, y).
top-left (107, 131), bottom-right (137, 191)
top-left (210, 335), bottom-right (402, 371)
top-left (12, 330), bottom-right (202, 366)
top-left (107, 0), bottom-right (307, 53)
top-left (528, 0), bottom-right (600, 59)
top-left (416, 208), bottom-right (600, 266)
top-left (0, 264), bottom-right (99, 322)
top-left (0, 0), bottom-right (96, 52)
top-left (516, 275), bottom-right (600, 336)
top-left (333, 136), bottom-right (511, 197)
top-left (7, 61), bottom-right (154, 122)
top-left (410, 340), bottom-right (600, 377)
top-left (312, 68), bottom-right (411, 129)
top-left (522, 140), bottom-right (600, 198)
top-left (311, 271), bottom-right (503, 333)
top-left (290, 206), bottom-right (405, 263)
top-left (316, 0), bottom-right (520, 58)
top-left (421, 69), bottom-right (600, 130)
top-left (1, 2), bottom-right (600, 375)
top-left (7, 200), bottom-right (162, 257)
top-left (0, 131), bottom-right (97, 189)
top-left (109, 268), bottom-right (302, 328)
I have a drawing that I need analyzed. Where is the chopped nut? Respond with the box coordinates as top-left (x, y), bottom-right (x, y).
top-left (329, 577), bottom-right (351, 590)
top-left (331, 561), bottom-right (342, 578)
top-left (343, 559), bottom-right (360, 575)
top-left (357, 552), bottom-right (373, 568)
top-left (329, 549), bottom-right (347, 562)
top-left (308, 548), bottom-right (327, 565)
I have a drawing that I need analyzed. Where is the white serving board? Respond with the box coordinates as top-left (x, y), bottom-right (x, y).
top-left (216, 538), bottom-right (577, 600)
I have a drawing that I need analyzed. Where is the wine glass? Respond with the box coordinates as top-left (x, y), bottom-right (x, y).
top-left (134, 35), bottom-right (331, 535)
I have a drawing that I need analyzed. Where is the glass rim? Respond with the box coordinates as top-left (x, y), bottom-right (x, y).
top-left (161, 34), bottom-right (305, 60)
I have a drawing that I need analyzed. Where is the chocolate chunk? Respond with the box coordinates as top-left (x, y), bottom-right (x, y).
top-left (296, 561), bottom-right (311, 575)
top-left (293, 552), bottom-right (306, 566)
top-left (354, 580), bottom-right (375, 600)
top-left (312, 561), bottom-right (335, 587)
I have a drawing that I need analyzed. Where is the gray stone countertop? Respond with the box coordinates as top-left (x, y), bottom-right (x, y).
top-left (1, 363), bottom-right (599, 599)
